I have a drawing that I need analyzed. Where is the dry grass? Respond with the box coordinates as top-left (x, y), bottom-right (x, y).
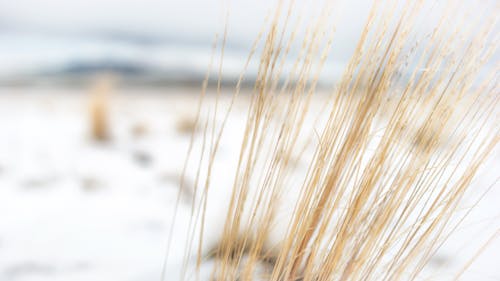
top-left (88, 76), bottom-right (113, 141)
top-left (131, 122), bottom-right (149, 138)
top-left (166, 1), bottom-right (499, 280)
top-left (176, 115), bottom-right (200, 135)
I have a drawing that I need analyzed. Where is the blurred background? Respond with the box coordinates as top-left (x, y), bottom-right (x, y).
top-left (0, 0), bottom-right (384, 88)
top-left (0, 0), bottom-right (498, 281)
top-left (1, 0), bottom-right (496, 87)
top-left (0, 0), bottom-right (239, 87)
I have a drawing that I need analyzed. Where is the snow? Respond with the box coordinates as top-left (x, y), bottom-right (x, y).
top-left (0, 87), bottom-right (498, 281)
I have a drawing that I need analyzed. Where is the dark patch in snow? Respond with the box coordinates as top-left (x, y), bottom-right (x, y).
top-left (70, 261), bottom-right (92, 271)
top-left (3, 261), bottom-right (92, 279)
top-left (4, 262), bottom-right (56, 278)
top-left (429, 254), bottom-right (452, 267)
top-left (142, 220), bottom-right (166, 232)
top-left (20, 176), bottom-right (58, 189)
top-left (81, 177), bottom-right (106, 191)
top-left (132, 150), bottom-right (153, 167)
top-left (158, 172), bottom-right (179, 185)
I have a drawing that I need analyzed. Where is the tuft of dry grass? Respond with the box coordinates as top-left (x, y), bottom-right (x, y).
top-left (88, 76), bottom-right (114, 141)
top-left (166, 1), bottom-right (499, 280)
top-left (176, 115), bottom-right (200, 136)
top-left (131, 122), bottom-right (149, 138)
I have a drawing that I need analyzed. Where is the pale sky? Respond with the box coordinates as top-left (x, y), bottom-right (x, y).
top-left (0, 0), bottom-right (494, 49)
top-left (0, 0), bottom-right (370, 43)
top-left (0, 0), bottom-right (496, 79)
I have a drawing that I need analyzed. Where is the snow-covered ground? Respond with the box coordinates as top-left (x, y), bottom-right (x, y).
top-left (0, 87), bottom-right (498, 281)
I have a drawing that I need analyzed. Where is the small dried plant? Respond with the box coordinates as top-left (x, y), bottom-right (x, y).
top-left (165, 1), bottom-right (499, 280)
top-left (88, 76), bottom-right (113, 141)
top-left (176, 115), bottom-right (200, 136)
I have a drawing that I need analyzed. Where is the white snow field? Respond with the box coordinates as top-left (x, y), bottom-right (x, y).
top-left (0, 88), bottom-right (498, 281)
